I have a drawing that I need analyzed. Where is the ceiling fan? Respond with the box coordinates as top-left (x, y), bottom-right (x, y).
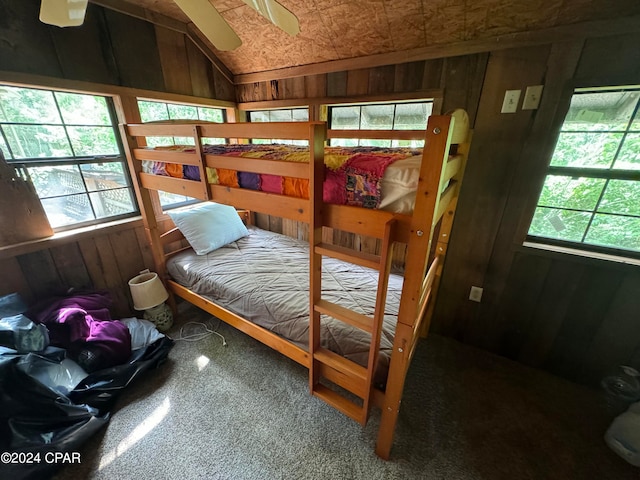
top-left (39, 0), bottom-right (300, 51)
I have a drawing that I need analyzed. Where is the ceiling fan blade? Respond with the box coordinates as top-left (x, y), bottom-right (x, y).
top-left (243, 0), bottom-right (300, 36)
top-left (174, 0), bottom-right (242, 51)
top-left (39, 0), bottom-right (88, 27)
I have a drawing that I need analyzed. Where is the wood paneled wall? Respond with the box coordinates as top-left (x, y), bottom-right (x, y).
top-left (1, 222), bottom-right (145, 318)
top-left (432, 33), bottom-right (640, 388)
top-left (0, 0), bottom-right (234, 100)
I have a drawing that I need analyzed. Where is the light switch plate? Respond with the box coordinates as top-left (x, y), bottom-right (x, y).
top-left (501, 89), bottom-right (521, 113)
top-left (523, 85), bottom-right (544, 110)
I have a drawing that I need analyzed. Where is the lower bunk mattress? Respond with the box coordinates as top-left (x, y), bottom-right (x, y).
top-left (166, 226), bottom-right (403, 385)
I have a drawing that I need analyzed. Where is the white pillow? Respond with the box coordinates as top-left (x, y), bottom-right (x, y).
top-left (167, 202), bottom-right (249, 255)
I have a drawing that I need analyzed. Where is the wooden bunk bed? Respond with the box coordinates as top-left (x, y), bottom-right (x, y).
top-left (119, 112), bottom-right (469, 459)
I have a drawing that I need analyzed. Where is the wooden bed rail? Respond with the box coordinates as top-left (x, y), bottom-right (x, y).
top-left (122, 117), bottom-right (463, 244)
top-left (327, 129), bottom-right (426, 141)
top-left (127, 121), bottom-right (325, 141)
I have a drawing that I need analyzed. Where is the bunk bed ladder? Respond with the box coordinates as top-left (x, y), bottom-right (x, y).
top-left (309, 218), bottom-right (396, 425)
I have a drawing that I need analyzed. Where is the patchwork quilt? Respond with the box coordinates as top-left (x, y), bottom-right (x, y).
top-left (143, 144), bottom-right (422, 210)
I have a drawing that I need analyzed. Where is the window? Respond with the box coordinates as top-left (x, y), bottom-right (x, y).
top-left (329, 101), bottom-right (433, 148)
top-left (248, 108), bottom-right (309, 145)
top-left (137, 100), bottom-right (226, 146)
top-left (528, 88), bottom-right (640, 257)
top-left (0, 85), bottom-right (137, 230)
top-left (137, 100), bottom-right (226, 209)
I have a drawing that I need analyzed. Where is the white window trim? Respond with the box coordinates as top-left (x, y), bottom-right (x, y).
top-left (523, 241), bottom-right (640, 267)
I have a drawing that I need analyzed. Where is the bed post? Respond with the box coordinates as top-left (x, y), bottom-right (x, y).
top-left (119, 124), bottom-right (169, 288)
top-left (309, 121), bottom-right (328, 387)
top-left (375, 115), bottom-right (454, 459)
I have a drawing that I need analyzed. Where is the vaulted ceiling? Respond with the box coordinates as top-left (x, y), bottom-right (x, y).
top-left (95, 0), bottom-right (640, 76)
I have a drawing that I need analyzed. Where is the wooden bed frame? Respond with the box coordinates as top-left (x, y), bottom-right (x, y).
top-left (119, 114), bottom-right (468, 459)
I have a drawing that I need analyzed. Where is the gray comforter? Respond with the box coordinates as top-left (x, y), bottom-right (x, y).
top-left (167, 226), bottom-right (403, 384)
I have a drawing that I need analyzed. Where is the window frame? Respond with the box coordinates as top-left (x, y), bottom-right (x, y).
top-left (327, 99), bottom-right (435, 148)
top-left (246, 107), bottom-right (310, 145)
top-left (1, 84), bottom-right (139, 232)
top-left (136, 98), bottom-right (228, 211)
top-left (525, 85), bottom-right (640, 260)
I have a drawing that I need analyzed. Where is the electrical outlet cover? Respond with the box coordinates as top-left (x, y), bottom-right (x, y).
top-left (501, 90), bottom-right (521, 113)
top-left (469, 286), bottom-right (483, 302)
top-left (523, 85), bottom-right (544, 110)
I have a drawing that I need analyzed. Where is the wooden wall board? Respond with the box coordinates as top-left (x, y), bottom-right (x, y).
top-left (109, 229), bottom-right (146, 284)
top-left (255, 213), bottom-right (270, 231)
top-left (422, 58), bottom-right (445, 91)
top-left (282, 219), bottom-right (298, 239)
top-left (494, 252), bottom-right (553, 360)
top-left (78, 236), bottom-right (131, 316)
top-left (346, 69), bottom-right (370, 96)
top-left (0, 257), bottom-right (33, 303)
top-left (212, 65), bottom-right (236, 102)
top-left (269, 215), bottom-right (283, 234)
top-left (327, 71), bottom-right (348, 97)
top-left (186, 39), bottom-right (214, 99)
top-left (17, 250), bottom-right (63, 300)
top-left (49, 4), bottom-right (120, 85)
top-left (391, 243), bottom-right (407, 274)
top-left (464, 42), bottom-right (582, 350)
top-left (368, 65), bottom-right (396, 95)
top-left (154, 26), bottom-right (193, 96)
top-left (135, 226), bottom-right (156, 271)
top-left (393, 61), bottom-right (425, 93)
top-left (0, 1), bottom-right (63, 78)
top-left (281, 77), bottom-right (306, 100)
top-left (269, 80), bottom-right (280, 101)
top-left (296, 221), bottom-right (309, 242)
top-left (573, 32), bottom-right (640, 86)
top-left (432, 45), bottom-right (550, 341)
top-left (439, 54), bottom-right (488, 124)
top-left (355, 235), bottom-right (380, 257)
top-left (238, 82), bottom-right (270, 103)
top-left (305, 74), bottom-right (328, 99)
top-left (516, 259), bottom-right (586, 368)
top-left (543, 267), bottom-right (623, 383)
top-left (579, 272), bottom-right (640, 385)
top-left (103, 8), bottom-right (166, 91)
top-left (50, 242), bottom-right (93, 291)
top-left (333, 229), bottom-right (355, 250)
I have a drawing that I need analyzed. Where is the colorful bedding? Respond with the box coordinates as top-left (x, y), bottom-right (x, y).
top-left (142, 144), bottom-right (423, 211)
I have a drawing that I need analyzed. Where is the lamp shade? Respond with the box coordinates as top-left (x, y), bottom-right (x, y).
top-left (128, 271), bottom-right (169, 310)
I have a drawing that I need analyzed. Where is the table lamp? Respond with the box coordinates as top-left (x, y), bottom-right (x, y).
top-left (128, 270), bottom-right (173, 332)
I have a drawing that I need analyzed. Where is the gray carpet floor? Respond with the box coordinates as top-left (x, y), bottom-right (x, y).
top-left (53, 304), bottom-right (638, 479)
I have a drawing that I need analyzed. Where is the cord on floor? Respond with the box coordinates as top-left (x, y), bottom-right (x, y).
top-left (168, 317), bottom-right (227, 347)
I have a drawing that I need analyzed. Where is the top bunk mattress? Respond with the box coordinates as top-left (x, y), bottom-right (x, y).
top-left (166, 225), bottom-right (403, 385)
top-left (143, 144), bottom-right (439, 214)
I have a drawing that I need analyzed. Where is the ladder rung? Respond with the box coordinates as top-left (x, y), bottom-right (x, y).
top-left (312, 384), bottom-right (367, 425)
top-left (315, 243), bottom-right (381, 270)
top-left (314, 299), bottom-right (373, 333)
top-left (315, 347), bottom-right (368, 398)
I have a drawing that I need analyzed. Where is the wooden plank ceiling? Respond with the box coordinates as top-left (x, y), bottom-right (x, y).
top-left (92, 0), bottom-right (640, 76)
